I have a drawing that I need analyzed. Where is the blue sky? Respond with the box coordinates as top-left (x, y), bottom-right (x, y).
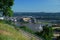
top-left (12, 0), bottom-right (60, 12)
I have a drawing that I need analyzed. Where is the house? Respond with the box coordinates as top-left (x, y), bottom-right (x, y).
top-left (0, 17), bottom-right (4, 20)
top-left (0, 12), bottom-right (4, 20)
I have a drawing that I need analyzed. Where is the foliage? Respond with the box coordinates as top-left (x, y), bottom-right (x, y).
top-left (35, 25), bottom-right (53, 40)
top-left (20, 26), bottom-right (34, 33)
top-left (0, 22), bottom-right (34, 40)
top-left (0, 0), bottom-right (14, 16)
top-left (56, 36), bottom-right (60, 40)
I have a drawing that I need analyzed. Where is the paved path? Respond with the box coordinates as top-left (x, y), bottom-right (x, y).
top-left (14, 22), bottom-right (43, 40)
top-left (19, 29), bottom-right (43, 40)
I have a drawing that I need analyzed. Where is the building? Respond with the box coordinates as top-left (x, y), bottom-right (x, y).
top-left (0, 12), bottom-right (4, 20)
top-left (31, 18), bottom-right (37, 23)
top-left (23, 17), bottom-right (31, 22)
top-left (0, 17), bottom-right (4, 20)
top-left (52, 24), bottom-right (60, 39)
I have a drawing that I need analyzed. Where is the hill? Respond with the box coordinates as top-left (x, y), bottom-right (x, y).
top-left (14, 12), bottom-right (60, 17)
top-left (0, 22), bottom-right (31, 40)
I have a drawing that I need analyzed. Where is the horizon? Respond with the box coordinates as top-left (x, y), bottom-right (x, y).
top-left (14, 11), bottom-right (60, 13)
top-left (12, 0), bottom-right (60, 12)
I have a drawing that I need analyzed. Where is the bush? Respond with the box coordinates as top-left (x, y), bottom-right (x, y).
top-left (35, 25), bottom-right (53, 40)
top-left (20, 26), bottom-right (34, 33)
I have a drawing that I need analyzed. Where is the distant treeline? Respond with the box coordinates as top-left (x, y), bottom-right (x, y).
top-left (13, 12), bottom-right (60, 20)
top-left (13, 12), bottom-right (60, 16)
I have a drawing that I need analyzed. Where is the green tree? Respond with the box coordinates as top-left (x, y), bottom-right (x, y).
top-left (3, 7), bottom-right (13, 17)
top-left (35, 25), bottom-right (53, 40)
top-left (0, 0), bottom-right (14, 16)
top-left (56, 36), bottom-right (60, 40)
top-left (41, 25), bottom-right (53, 40)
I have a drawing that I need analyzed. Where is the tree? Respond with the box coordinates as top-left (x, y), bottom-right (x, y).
top-left (0, 0), bottom-right (14, 16)
top-left (0, 0), bottom-right (3, 11)
top-left (35, 25), bottom-right (53, 40)
top-left (56, 36), bottom-right (60, 40)
top-left (41, 25), bottom-right (53, 40)
top-left (3, 7), bottom-right (13, 17)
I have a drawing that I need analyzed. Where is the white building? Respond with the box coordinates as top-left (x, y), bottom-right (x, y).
top-left (0, 17), bottom-right (4, 20)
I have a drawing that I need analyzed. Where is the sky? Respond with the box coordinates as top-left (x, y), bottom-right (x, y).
top-left (12, 0), bottom-right (60, 12)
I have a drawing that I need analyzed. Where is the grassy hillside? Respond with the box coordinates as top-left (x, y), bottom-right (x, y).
top-left (0, 22), bottom-right (31, 40)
